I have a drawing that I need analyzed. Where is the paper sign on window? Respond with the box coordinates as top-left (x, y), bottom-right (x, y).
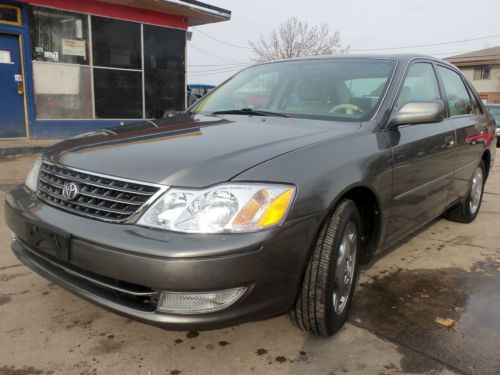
top-left (33, 62), bottom-right (80, 95)
top-left (0, 50), bottom-right (11, 64)
top-left (62, 39), bottom-right (86, 58)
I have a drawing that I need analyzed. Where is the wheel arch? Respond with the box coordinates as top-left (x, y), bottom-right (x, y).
top-left (321, 183), bottom-right (383, 264)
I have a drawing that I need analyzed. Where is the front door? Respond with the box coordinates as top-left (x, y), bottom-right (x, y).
top-left (385, 61), bottom-right (456, 245)
top-left (0, 33), bottom-right (26, 138)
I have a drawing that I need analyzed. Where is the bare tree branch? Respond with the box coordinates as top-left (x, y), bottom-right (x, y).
top-left (250, 17), bottom-right (348, 62)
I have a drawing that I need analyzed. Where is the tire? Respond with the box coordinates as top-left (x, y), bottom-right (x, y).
top-left (445, 160), bottom-right (485, 223)
top-left (290, 199), bottom-right (361, 336)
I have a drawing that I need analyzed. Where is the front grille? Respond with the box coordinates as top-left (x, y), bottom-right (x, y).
top-left (37, 161), bottom-right (162, 222)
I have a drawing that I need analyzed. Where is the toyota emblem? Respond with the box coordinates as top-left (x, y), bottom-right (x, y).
top-left (62, 182), bottom-right (80, 201)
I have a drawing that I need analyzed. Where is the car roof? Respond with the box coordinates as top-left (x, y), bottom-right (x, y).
top-left (252, 54), bottom-right (457, 69)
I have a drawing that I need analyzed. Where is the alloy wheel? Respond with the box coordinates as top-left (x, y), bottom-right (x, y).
top-left (469, 167), bottom-right (483, 215)
top-left (332, 221), bottom-right (357, 315)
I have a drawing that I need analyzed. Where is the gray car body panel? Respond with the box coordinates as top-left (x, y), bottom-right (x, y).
top-left (5, 54), bottom-right (497, 330)
top-left (43, 115), bottom-right (360, 188)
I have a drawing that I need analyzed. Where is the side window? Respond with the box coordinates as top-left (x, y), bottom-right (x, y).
top-left (396, 63), bottom-right (440, 108)
top-left (465, 82), bottom-right (482, 114)
top-left (437, 66), bottom-right (473, 116)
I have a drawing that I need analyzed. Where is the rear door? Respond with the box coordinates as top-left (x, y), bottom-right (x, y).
top-left (435, 65), bottom-right (491, 204)
top-left (385, 61), bottom-right (456, 245)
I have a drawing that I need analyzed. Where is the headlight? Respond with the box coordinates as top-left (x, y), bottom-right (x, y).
top-left (137, 183), bottom-right (295, 233)
top-left (25, 156), bottom-right (42, 191)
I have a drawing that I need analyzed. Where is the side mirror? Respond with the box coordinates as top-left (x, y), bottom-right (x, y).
top-left (388, 100), bottom-right (445, 127)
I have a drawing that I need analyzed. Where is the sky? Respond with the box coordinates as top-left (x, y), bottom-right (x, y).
top-left (186, 0), bottom-right (500, 85)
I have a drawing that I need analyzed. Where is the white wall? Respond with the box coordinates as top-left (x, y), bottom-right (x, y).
top-left (460, 64), bottom-right (500, 93)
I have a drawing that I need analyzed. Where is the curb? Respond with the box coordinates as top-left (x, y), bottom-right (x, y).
top-left (0, 147), bottom-right (46, 157)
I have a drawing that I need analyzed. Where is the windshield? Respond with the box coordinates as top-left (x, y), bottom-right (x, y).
top-left (191, 59), bottom-right (396, 122)
top-left (486, 106), bottom-right (500, 121)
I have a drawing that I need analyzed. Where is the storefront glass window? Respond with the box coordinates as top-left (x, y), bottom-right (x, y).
top-left (144, 24), bottom-right (186, 118)
top-left (92, 16), bottom-right (143, 118)
top-left (32, 62), bottom-right (92, 119)
top-left (30, 7), bottom-right (89, 65)
top-left (30, 7), bottom-right (91, 119)
top-left (94, 69), bottom-right (143, 119)
top-left (92, 17), bottom-right (141, 69)
top-left (29, 6), bottom-right (186, 121)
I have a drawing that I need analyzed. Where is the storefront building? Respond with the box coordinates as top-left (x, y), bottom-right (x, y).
top-left (0, 0), bottom-right (230, 139)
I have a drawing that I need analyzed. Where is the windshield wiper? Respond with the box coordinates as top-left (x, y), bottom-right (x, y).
top-left (211, 108), bottom-right (289, 118)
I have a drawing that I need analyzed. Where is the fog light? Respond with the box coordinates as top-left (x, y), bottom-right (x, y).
top-left (10, 231), bottom-right (17, 242)
top-left (156, 287), bottom-right (246, 314)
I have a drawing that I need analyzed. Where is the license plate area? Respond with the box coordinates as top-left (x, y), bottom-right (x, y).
top-left (25, 222), bottom-right (71, 262)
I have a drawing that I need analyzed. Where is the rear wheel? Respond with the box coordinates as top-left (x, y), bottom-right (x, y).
top-left (445, 160), bottom-right (485, 223)
top-left (290, 199), bottom-right (361, 336)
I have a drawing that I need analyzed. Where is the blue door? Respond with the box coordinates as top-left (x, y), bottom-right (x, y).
top-left (0, 33), bottom-right (26, 137)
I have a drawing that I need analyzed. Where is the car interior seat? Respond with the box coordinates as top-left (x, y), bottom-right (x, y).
top-left (284, 79), bottom-right (330, 114)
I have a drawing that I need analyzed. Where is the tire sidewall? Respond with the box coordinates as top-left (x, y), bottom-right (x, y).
top-left (323, 201), bottom-right (361, 335)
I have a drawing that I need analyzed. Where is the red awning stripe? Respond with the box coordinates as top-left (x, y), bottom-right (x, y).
top-left (19, 0), bottom-right (188, 29)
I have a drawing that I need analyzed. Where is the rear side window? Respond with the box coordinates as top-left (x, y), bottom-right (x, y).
top-left (465, 83), bottom-right (482, 114)
top-left (437, 66), bottom-right (473, 116)
top-left (396, 63), bottom-right (440, 108)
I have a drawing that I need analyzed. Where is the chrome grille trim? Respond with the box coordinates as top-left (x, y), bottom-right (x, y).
top-left (37, 160), bottom-right (168, 223)
top-left (40, 165), bottom-right (155, 195)
top-left (38, 185), bottom-right (136, 216)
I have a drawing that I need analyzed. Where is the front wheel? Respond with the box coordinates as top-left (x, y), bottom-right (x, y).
top-left (445, 160), bottom-right (485, 223)
top-left (289, 199), bottom-right (361, 336)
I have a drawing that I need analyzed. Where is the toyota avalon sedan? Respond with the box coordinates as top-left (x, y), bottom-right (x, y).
top-left (5, 55), bottom-right (496, 336)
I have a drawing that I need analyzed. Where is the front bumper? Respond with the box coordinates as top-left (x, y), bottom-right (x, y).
top-left (5, 185), bottom-right (321, 330)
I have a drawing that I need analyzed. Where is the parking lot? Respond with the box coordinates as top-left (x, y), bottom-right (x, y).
top-left (0, 153), bottom-right (499, 375)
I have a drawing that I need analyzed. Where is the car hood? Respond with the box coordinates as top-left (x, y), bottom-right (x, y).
top-left (43, 114), bottom-right (360, 187)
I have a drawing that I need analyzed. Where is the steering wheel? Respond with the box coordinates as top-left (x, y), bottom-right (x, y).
top-left (329, 103), bottom-right (364, 115)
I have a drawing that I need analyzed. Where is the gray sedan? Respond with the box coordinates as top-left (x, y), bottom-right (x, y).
top-left (5, 55), bottom-right (496, 336)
